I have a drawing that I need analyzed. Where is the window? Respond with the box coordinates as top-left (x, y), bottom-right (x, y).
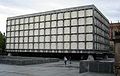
top-left (15, 44), bottom-right (18, 49)
top-left (20, 25), bottom-right (23, 30)
top-left (64, 43), bottom-right (69, 49)
top-left (7, 20), bottom-right (11, 25)
top-left (40, 23), bottom-right (44, 28)
top-left (20, 19), bottom-right (24, 24)
top-left (86, 34), bottom-right (93, 41)
top-left (79, 34), bottom-right (85, 41)
top-left (51, 21), bottom-right (56, 27)
top-left (39, 43), bottom-right (44, 49)
top-left (19, 37), bottom-right (23, 42)
top-left (64, 27), bottom-right (70, 34)
top-left (12, 20), bottom-right (15, 25)
top-left (58, 13), bottom-right (63, 19)
top-left (15, 31), bottom-right (19, 36)
top-left (64, 12), bottom-right (70, 19)
top-left (64, 35), bottom-right (70, 41)
top-left (39, 36), bottom-right (44, 42)
top-left (29, 37), bottom-right (33, 42)
top-left (86, 17), bottom-right (93, 24)
top-left (45, 22), bottom-right (50, 28)
top-left (24, 24), bottom-right (28, 29)
top-left (51, 36), bottom-right (56, 42)
top-left (71, 27), bottom-right (77, 33)
top-left (57, 35), bottom-right (63, 41)
top-left (16, 19), bottom-right (19, 24)
top-left (86, 9), bottom-right (93, 16)
top-left (79, 26), bottom-right (85, 33)
top-left (34, 30), bottom-right (38, 35)
top-left (29, 43), bottom-right (33, 49)
top-left (64, 20), bottom-right (70, 26)
top-left (46, 15), bottom-right (50, 21)
top-left (7, 32), bottom-right (10, 37)
top-left (29, 30), bottom-right (33, 36)
top-left (79, 18), bottom-right (85, 25)
top-left (78, 10), bottom-right (85, 17)
top-left (51, 43), bottom-right (56, 49)
top-left (52, 14), bottom-right (57, 20)
top-left (11, 38), bottom-right (14, 43)
top-left (24, 31), bottom-right (28, 36)
top-left (11, 44), bottom-right (14, 49)
top-left (58, 28), bottom-right (63, 34)
top-left (34, 43), bottom-right (38, 49)
top-left (15, 37), bottom-right (18, 43)
top-left (71, 19), bottom-right (77, 25)
top-left (11, 32), bottom-right (14, 37)
top-left (71, 43), bottom-right (77, 49)
top-left (86, 26), bottom-right (93, 32)
top-left (57, 43), bottom-right (63, 49)
top-left (40, 16), bottom-right (44, 21)
top-left (11, 26), bottom-right (14, 31)
top-left (35, 16), bottom-right (39, 22)
top-left (58, 21), bottom-right (63, 27)
top-left (79, 42), bottom-right (85, 49)
top-left (24, 37), bottom-right (28, 42)
top-left (45, 36), bottom-right (50, 42)
top-left (45, 29), bottom-right (50, 35)
top-left (71, 35), bottom-right (77, 41)
top-left (24, 44), bottom-right (28, 49)
top-left (34, 37), bottom-right (38, 42)
top-left (25, 18), bottom-right (28, 23)
top-left (7, 26), bottom-right (10, 31)
top-left (34, 23), bottom-right (39, 29)
top-left (71, 11), bottom-right (77, 18)
top-left (29, 24), bottom-right (34, 29)
top-left (51, 28), bottom-right (56, 34)
top-left (45, 43), bottom-right (50, 49)
top-left (86, 42), bottom-right (93, 49)
top-left (40, 29), bottom-right (44, 35)
top-left (20, 31), bottom-right (23, 36)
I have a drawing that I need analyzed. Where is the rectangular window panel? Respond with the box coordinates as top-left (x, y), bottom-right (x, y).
top-left (34, 43), bottom-right (38, 49)
top-left (45, 29), bottom-right (50, 35)
top-left (57, 43), bottom-right (63, 49)
top-left (29, 24), bottom-right (34, 29)
top-left (64, 43), bottom-right (69, 49)
top-left (64, 27), bottom-right (70, 34)
top-left (24, 24), bottom-right (28, 29)
top-left (57, 35), bottom-right (63, 41)
top-left (79, 34), bottom-right (85, 41)
top-left (79, 42), bottom-right (85, 49)
top-left (19, 44), bottom-right (23, 49)
top-left (16, 19), bottom-right (19, 24)
top-left (51, 28), bottom-right (56, 34)
top-left (86, 42), bottom-right (93, 49)
top-left (7, 32), bottom-right (10, 37)
top-left (45, 43), bottom-right (50, 49)
top-left (51, 43), bottom-right (56, 49)
top-left (25, 18), bottom-right (28, 23)
top-left (11, 38), bottom-right (14, 43)
top-left (71, 11), bottom-right (77, 18)
top-left (79, 26), bottom-right (85, 33)
top-left (40, 23), bottom-right (44, 28)
top-left (86, 26), bottom-right (93, 32)
top-left (51, 21), bottom-right (56, 27)
top-left (15, 31), bottom-right (19, 36)
top-left (40, 16), bottom-right (44, 21)
top-left (45, 22), bottom-right (50, 28)
top-left (58, 28), bottom-right (63, 34)
top-left (15, 37), bottom-right (18, 43)
top-left (86, 9), bottom-right (93, 16)
top-left (39, 43), bottom-right (44, 49)
top-left (11, 44), bottom-right (14, 49)
top-left (20, 19), bottom-right (24, 24)
top-left (34, 30), bottom-right (38, 35)
top-left (24, 37), bottom-right (28, 42)
top-left (58, 13), bottom-right (63, 19)
top-left (34, 23), bottom-right (39, 29)
top-left (20, 31), bottom-right (23, 36)
top-left (29, 43), bottom-right (33, 49)
top-left (11, 32), bottom-right (14, 37)
top-left (24, 31), bottom-right (28, 36)
top-left (58, 20), bottom-right (63, 27)
top-left (71, 27), bottom-right (77, 33)
top-left (64, 12), bottom-right (70, 19)
top-left (71, 19), bottom-right (77, 26)
top-left (79, 18), bottom-right (85, 25)
top-left (78, 10), bottom-right (85, 17)
top-left (64, 35), bottom-right (70, 41)
top-left (71, 43), bottom-right (77, 49)
top-left (12, 20), bottom-right (15, 25)
top-left (40, 29), bottom-right (44, 35)
top-left (29, 37), bottom-right (33, 42)
top-left (39, 36), bottom-right (44, 42)
top-left (34, 37), bottom-right (38, 42)
top-left (86, 17), bottom-right (93, 24)
top-left (64, 20), bottom-right (70, 26)
top-left (35, 16), bottom-right (39, 22)
top-left (45, 36), bottom-right (50, 42)
top-left (86, 34), bottom-right (93, 41)
top-left (6, 38), bottom-right (10, 43)
top-left (51, 36), bottom-right (56, 42)
top-left (6, 44), bottom-right (10, 49)
top-left (7, 20), bottom-right (11, 25)
top-left (16, 25), bottom-right (19, 30)
top-left (20, 25), bottom-right (23, 30)
top-left (52, 14), bottom-right (57, 20)
top-left (19, 37), bottom-right (23, 42)
top-left (15, 44), bottom-right (18, 49)
top-left (46, 15), bottom-right (50, 21)
top-left (29, 30), bottom-right (33, 36)
top-left (7, 26), bottom-right (10, 31)
top-left (71, 35), bottom-right (77, 41)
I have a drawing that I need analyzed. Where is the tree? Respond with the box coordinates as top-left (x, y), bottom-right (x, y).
top-left (0, 31), bottom-right (6, 53)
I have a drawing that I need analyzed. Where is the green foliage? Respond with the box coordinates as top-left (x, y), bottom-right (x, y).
top-left (0, 31), bottom-right (6, 53)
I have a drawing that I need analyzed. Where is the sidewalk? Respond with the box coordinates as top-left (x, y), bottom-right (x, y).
top-left (0, 60), bottom-right (115, 76)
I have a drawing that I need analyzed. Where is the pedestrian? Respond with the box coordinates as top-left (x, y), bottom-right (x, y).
top-left (64, 56), bottom-right (67, 66)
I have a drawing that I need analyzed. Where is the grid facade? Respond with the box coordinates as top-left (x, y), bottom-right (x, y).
top-left (6, 5), bottom-right (110, 53)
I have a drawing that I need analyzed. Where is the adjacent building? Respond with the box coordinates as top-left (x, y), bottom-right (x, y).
top-left (6, 5), bottom-right (110, 58)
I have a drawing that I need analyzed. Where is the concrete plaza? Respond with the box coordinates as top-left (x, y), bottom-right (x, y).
top-left (0, 60), bottom-right (115, 76)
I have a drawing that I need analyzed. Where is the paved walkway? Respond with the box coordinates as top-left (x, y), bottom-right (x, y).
top-left (0, 60), bottom-right (115, 76)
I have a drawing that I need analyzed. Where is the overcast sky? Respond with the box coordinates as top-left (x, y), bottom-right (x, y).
top-left (0, 0), bottom-right (120, 33)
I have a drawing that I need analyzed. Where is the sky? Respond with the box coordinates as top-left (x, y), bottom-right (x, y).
top-left (0, 0), bottom-right (120, 33)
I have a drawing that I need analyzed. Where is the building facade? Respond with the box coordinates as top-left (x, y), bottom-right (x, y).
top-left (6, 5), bottom-right (110, 57)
